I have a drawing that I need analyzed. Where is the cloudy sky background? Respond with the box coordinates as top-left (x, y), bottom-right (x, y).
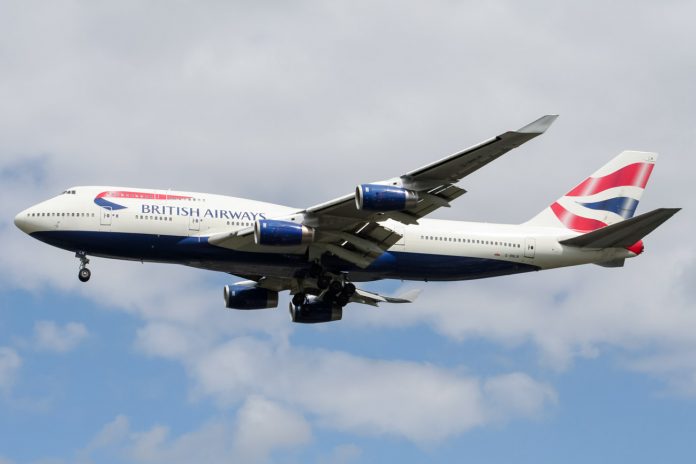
top-left (1, 1), bottom-right (695, 462)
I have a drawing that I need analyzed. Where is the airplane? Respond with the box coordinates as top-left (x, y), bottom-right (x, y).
top-left (14, 115), bottom-right (680, 323)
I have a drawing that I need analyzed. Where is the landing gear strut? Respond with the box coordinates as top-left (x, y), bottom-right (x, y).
top-left (76, 251), bottom-right (91, 282)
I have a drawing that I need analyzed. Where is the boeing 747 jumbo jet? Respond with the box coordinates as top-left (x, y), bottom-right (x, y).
top-left (14, 115), bottom-right (679, 323)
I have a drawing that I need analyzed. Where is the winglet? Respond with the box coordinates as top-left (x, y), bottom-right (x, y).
top-left (517, 114), bottom-right (559, 134)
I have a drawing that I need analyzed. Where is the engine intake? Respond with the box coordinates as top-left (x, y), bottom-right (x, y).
top-left (254, 219), bottom-right (314, 246)
top-left (223, 284), bottom-right (279, 310)
top-left (289, 298), bottom-right (343, 323)
top-left (355, 184), bottom-right (419, 211)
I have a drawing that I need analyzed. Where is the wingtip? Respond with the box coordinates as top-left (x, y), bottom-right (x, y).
top-left (517, 114), bottom-right (559, 134)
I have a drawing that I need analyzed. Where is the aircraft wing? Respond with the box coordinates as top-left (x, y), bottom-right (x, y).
top-left (209, 115), bottom-right (557, 270)
top-left (298, 115), bottom-right (558, 267)
top-left (304, 115), bottom-right (557, 225)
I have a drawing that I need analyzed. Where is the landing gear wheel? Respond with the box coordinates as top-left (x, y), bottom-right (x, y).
top-left (329, 280), bottom-right (343, 293)
top-left (336, 293), bottom-right (350, 307)
top-left (75, 251), bottom-right (91, 283)
top-left (317, 275), bottom-right (331, 290)
top-left (78, 268), bottom-right (91, 282)
top-left (292, 293), bottom-right (306, 306)
top-left (343, 283), bottom-right (356, 297)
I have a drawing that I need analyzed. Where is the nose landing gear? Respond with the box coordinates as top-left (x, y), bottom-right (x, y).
top-left (76, 251), bottom-right (91, 282)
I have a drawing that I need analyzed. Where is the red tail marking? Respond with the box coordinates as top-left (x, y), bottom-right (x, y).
top-left (551, 202), bottom-right (607, 232)
top-left (565, 163), bottom-right (654, 197)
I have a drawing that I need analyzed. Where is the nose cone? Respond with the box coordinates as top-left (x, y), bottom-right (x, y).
top-left (14, 210), bottom-right (30, 233)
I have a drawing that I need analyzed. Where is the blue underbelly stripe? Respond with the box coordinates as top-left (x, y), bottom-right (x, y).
top-left (31, 230), bottom-right (540, 281)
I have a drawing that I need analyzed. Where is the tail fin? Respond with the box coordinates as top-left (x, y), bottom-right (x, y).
top-left (525, 151), bottom-right (657, 231)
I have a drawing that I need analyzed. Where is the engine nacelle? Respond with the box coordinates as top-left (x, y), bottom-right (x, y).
top-left (254, 219), bottom-right (314, 246)
top-left (223, 284), bottom-right (279, 310)
top-left (289, 298), bottom-right (343, 324)
top-left (355, 184), bottom-right (419, 211)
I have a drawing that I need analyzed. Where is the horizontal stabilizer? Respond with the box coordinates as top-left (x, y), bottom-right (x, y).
top-left (594, 258), bottom-right (626, 268)
top-left (560, 208), bottom-right (680, 248)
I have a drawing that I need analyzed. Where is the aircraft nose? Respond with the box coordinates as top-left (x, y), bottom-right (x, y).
top-left (14, 209), bottom-right (30, 233)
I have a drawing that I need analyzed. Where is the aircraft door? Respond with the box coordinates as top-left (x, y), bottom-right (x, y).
top-left (100, 207), bottom-right (112, 226)
top-left (524, 237), bottom-right (536, 258)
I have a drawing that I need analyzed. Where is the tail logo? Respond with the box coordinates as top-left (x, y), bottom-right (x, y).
top-left (551, 162), bottom-right (654, 232)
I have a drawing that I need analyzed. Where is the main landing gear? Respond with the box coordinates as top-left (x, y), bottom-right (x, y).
top-left (289, 276), bottom-right (356, 323)
top-left (76, 251), bottom-right (91, 282)
top-left (292, 264), bottom-right (357, 308)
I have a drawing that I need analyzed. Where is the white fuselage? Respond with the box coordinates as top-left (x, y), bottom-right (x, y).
top-left (14, 186), bottom-right (637, 282)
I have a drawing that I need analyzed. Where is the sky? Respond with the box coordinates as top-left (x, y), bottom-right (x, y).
top-left (1, 0), bottom-right (695, 462)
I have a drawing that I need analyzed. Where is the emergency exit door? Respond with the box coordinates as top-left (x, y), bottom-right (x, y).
top-left (524, 237), bottom-right (536, 258)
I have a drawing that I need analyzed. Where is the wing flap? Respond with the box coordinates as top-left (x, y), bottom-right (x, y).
top-left (207, 227), bottom-right (255, 249)
top-left (312, 222), bottom-right (402, 268)
top-left (351, 288), bottom-right (421, 306)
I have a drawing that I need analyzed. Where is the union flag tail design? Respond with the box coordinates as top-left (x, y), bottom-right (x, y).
top-left (525, 151), bottom-right (657, 232)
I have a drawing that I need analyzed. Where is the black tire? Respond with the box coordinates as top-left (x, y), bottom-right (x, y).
top-left (78, 268), bottom-right (91, 282)
top-left (292, 293), bottom-right (306, 306)
top-left (329, 280), bottom-right (343, 293)
top-left (317, 275), bottom-right (331, 290)
top-left (336, 294), bottom-right (350, 307)
top-left (344, 283), bottom-right (356, 296)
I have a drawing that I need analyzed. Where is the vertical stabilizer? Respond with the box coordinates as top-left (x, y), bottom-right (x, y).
top-left (525, 151), bottom-right (657, 231)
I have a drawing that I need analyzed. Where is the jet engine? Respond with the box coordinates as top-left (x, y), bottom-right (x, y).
top-left (223, 284), bottom-right (279, 309)
top-left (289, 298), bottom-right (343, 323)
top-left (355, 184), bottom-right (419, 211)
top-left (254, 219), bottom-right (314, 246)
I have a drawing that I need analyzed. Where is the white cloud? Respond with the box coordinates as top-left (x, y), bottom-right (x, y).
top-left (34, 321), bottom-right (89, 353)
top-left (0, 347), bottom-right (21, 392)
top-left (190, 337), bottom-right (556, 443)
top-left (83, 415), bottom-right (234, 464)
top-left (318, 444), bottom-right (362, 464)
top-left (232, 396), bottom-right (312, 463)
top-left (483, 373), bottom-right (558, 421)
top-left (86, 414), bottom-right (130, 451)
top-left (79, 398), bottom-right (310, 464)
top-left (627, 349), bottom-right (696, 397)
